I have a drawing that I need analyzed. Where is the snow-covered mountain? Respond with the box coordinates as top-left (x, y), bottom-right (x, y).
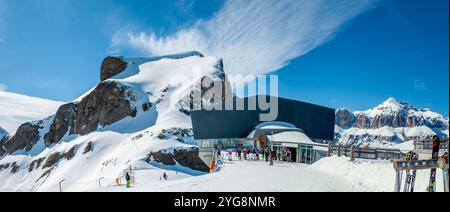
top-left (0, 52), bottom-right (228, 191)
top-left (335, 98), bottom-right (449, 147)
top-left (0, 91), bottom-right (64, 133)
top-left (0, 127), bottom-right (7, 156)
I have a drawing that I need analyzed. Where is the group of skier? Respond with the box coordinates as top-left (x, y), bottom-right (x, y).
top-left (224, 147), bottom-right (274, 162)
top-left (283, 148), bottom-right (294, 163)
top-left (122, 170), bottom-right (169, 189)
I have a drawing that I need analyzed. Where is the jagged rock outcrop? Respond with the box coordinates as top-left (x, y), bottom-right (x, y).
top-left (44, 103), bottom-right (78, 146)
top-left (3, 122), bottom-right (42, 154)
top-left (74, 81), bottom-right (137, 135)
top-left (100, 56), bottom-right (128, 82)
top-left (43, 152), bottom-right (62, 169)
top-left (148, 148), bottom-right (209, 172)
top-left (348, 98), bottom-right (448, 130)
top-left (0, 136), bottom-right (7, 157)
top-left (371, 112), bottom-right (406, 129)
top-left (157, 128), bottom-right (193, 142)
top-left (1, 80), bottom-right (140, 154)
top-left (43, 80), bottom-right (139, 145)
top-left (177, 59), bottom-right (232, 115)
top-left (1, 52), bottom-right (230, 178)
top-left (0, 127), bottom-right (7, 156)
top-left (336, 98), bottom-right (449, 147)
top-left (335, 109), bottom-right (355, 129)
top-left (354, 114), bottom-right (371, 129)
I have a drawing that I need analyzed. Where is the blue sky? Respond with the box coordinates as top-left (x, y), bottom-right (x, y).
top-left (0, 0), bottom-right (448, 115)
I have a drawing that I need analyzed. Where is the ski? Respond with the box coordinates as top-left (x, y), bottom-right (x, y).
top-left (409, 152), bottom-right (419, 192)
top-left (427, 136), bottom-right (441, 192)
top-left (403, 152), bottom-right (413, 192)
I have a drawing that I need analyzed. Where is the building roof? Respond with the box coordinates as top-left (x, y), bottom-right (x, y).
top-left (191, 95), bottom-right (335, 140)
top-left (269, 131), bottom-right (315, 144)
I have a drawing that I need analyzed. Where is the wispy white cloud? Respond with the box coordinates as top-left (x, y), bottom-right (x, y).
top-left (414, 79), bottom-right (428, 91)
top-left (110, 0), bottom-right (377, 75)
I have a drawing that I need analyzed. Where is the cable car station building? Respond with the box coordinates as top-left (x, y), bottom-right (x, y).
top-left (190, 95), bottom-right (336, 165)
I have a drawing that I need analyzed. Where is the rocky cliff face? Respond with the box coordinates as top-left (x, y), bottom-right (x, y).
top-left (0, 52), bottom-right (230, 177)
top-left (147, 147), bottom-right (209, 172)
top-left (3, 122), bottom-right (42, 154)
top-left (44, 103), bottom-right (78, 146)
top-left (177, 59), bottom-right (231, 115)
top-left (335, 98), bottom-right (449, 147)
top-left (74, 81), bottom-right (138, 135)
top-left (0, 127), bottom-right (8, 156)
top-left (335, 109), bottom-right (355, 129)
top-left (44, 82), bottom-right (136, 146)
top-left (338, 98), bottom-right (448, 130)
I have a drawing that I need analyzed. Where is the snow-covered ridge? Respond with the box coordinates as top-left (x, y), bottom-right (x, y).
top-left (335, 97), bottom-right (449, 148)
top-left (0, 52), bottom-right (225, 191)
top-left (0, 91), bottom-right (64, 133)
top-left (362, 97), bottom-right (446, 121)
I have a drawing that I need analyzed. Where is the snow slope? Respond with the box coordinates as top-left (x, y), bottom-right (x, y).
top-left (0, 91), bottom-right (64, 133)
top-left (92, 156), bottom-right (444, 192)
top-left (0, 52), bottom-right (223, 192)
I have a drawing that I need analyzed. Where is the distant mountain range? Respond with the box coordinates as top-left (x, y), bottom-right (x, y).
top-left (335, 97), bottom-right (449, 147)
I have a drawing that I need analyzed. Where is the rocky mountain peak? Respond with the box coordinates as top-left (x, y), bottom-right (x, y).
top-left (343, 98), bottom-right (448, 130)
top-left (335, 98), bottom-right (449, 147)
top-left (373, 97), bottom-right (403, 112)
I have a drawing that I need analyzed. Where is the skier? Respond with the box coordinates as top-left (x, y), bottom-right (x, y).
top-left (255, 149), bottom-right (260, 160)
top-left (243, 148), bottom-right (247, 160)
top-left (125, 172), bottom-right (131, 188)
top-left (288, 149), bottom-right (293, 163)
top-left (427, 136), bottom-right (441, 192)
top-left (250, 148), bottom-right (255, 160)
top-left (238, 149), bottom-right (242, 160)
top-left (163, 172), bottom-right (168, 181)
top-left (228, 149), bottom-right (233, 161)
top-left (209, 159), bottom-right (215, 173)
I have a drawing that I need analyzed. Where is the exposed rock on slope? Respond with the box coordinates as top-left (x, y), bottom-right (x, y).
top-left (74, 81), bottom-right (138, 135)
top-left (335, 109), bottom-right (355, 129)
top-left (3, 122), bottom-right (42, 154)
top-left (0, 52), bottom-right (228, 191)
top-left (342, 98), bottom-right (448, 130)
top-left (0, 127), bottom-right (8, 156)
top-left (335, 98), bottom-right (449, 147)
top-left (148, 148), bottom-right (209, 172)
top-left (100, 56), bottom-right (128, 82)
top-left (44, 103), bottom-right (78, 146)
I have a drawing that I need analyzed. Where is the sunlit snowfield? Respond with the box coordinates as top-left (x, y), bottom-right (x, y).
top-left (92, 156), bottom-right (444, 192)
